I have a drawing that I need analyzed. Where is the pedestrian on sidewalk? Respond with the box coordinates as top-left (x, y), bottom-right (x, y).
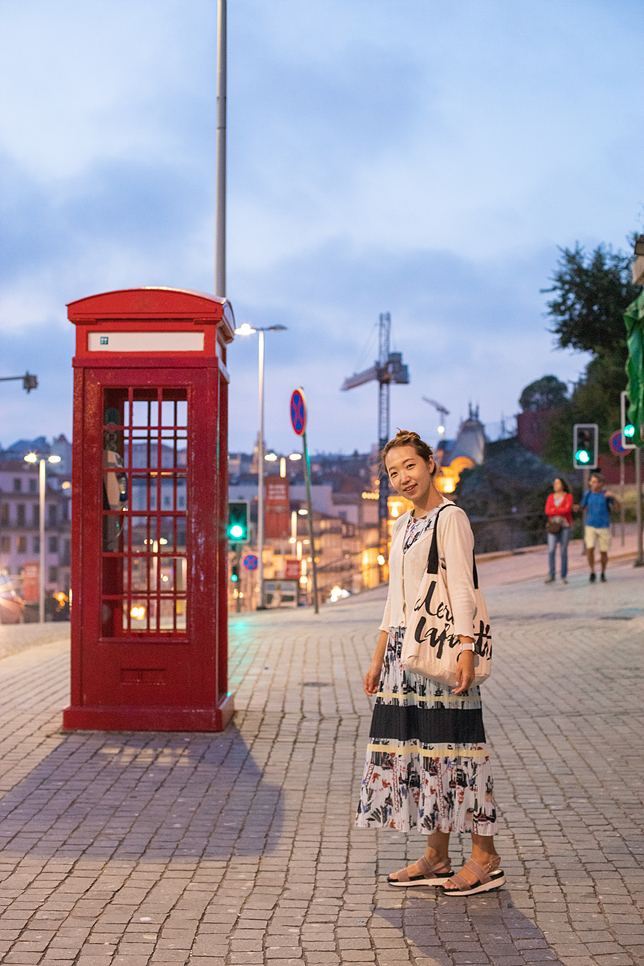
top-left (573, 472), bottom-right (619, 583)
top-left (544, 477), bottom-right (573, 584)
top-left (356, 430), bottom-right (503, 897)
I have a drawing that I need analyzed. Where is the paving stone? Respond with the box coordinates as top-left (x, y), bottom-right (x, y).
top-left (1, 564), bottom-right (644, 965)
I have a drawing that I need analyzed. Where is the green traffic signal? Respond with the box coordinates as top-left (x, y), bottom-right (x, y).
top-left (227, 501), bottom-right (249, 543)
top-left (624, 423), bottom-right (635, 438)
top-left (572, 423), bottom-right (598, 469)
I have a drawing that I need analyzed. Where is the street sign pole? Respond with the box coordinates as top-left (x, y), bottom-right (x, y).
top-left (234, 545), bottom-right (242, 612)
top-left (610, 427), bottom-right (631, 549)
top-left (290, 387), bottom-right (318, 614)
top-left (620, 391), bottom-right (643, 566)
top-left (302, 429), bottom-right (319, 615)
top-left (635, 446), bottom-right (643, 567)
top-left (620, 453), bottom-right (625, 546)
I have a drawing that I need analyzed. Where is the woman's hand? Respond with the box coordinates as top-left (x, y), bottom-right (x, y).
top-left (364, 630), bottom-right (389, 697)
top-left (364, 662), bottom-right (382, 696)
top-left (452, 650), bottom-right (475, 695)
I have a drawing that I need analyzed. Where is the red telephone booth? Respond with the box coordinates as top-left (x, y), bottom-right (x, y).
top-left (63, 287), bottom-right (235, 731)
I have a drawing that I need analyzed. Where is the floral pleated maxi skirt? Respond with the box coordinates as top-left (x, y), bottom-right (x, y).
top-left (356, 627), bottom-right (498, 834)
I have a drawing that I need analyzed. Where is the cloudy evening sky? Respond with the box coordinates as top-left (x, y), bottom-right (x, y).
top-left (1, 0), bottom-right (642, 454)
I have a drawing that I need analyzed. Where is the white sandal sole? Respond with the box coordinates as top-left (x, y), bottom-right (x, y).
top-left (441, 870), bottom-right (505, 896)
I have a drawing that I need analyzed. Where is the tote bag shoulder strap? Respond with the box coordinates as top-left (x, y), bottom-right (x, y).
top-left (425, 503), bottom-right (455, 574)
top-left (426, 502), bottom-right (478, 587)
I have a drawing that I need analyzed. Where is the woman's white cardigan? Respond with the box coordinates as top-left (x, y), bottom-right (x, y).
top-left (379, 499), bottom-right (477, 638)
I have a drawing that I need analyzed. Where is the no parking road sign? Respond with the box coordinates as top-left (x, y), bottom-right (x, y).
top-left (290, 388), bottom-right (307, 436)
top-left (609, 430), bottom-right (628, 456)
top-left (243, 554), bottom-right (258, 572)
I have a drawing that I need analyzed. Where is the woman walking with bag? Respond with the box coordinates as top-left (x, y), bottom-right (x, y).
top-left (356, 430), bottom-right (502, 897)
top-left (544, 478), bottom-right (573, 584)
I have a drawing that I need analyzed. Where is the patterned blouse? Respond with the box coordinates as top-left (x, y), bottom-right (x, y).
top-left (402, 504), bottom-right (442, 555)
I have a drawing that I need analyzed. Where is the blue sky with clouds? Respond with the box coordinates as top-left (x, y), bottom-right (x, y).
top-left (1, 0), bottom-right (642, 454)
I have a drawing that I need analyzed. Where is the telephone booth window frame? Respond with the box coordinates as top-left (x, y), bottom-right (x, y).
top-left (101, 385), bottom-right (191, 640)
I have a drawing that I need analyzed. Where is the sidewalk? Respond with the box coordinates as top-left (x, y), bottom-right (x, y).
top-left (0, 558), bottom-right (643, 966)
top-left (475, 521), bottom-right (642, 586)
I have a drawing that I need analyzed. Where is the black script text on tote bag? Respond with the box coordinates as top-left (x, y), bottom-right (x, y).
top-left (401, 504), bottom-right (492, 688)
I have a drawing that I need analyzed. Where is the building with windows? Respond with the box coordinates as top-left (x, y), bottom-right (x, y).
top-left (0, 460), bottom-right (72, 609)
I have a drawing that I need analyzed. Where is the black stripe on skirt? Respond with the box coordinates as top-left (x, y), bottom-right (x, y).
top-left (369, 703), bottom-right (486, 745)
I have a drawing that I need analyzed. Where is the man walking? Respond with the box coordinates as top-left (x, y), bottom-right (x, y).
top-left (575, 473), bottom-right (619, 583)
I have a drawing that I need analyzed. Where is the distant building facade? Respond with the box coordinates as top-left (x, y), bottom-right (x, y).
top-left (0, 459), bottom-right (72, 605)
top-left (227, 448), bottom-right (382, 609)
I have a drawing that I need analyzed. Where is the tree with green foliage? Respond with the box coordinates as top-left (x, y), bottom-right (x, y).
top-left (519, 375), bottom-right (568, 412)
top-left (544, 244), bottom-right (634, 356)
top-left (540, 243), bottom-right (641, 469)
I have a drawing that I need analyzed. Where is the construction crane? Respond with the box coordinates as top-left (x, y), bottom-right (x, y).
top-left (422, 396), bottom-right (449, 435)
top-left (341, 312), bottom-right (409, 538)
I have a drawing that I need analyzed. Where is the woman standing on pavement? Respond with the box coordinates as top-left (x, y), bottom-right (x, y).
top-left (544, 478), bottom-right (573, 584)
top-left (355, 430), bottom-right (503, 897)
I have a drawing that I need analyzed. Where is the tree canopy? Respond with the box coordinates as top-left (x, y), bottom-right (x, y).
top-left (543, 244), bottom-right (638, 357)
top-left (539, 241), bottom-right (641, 470)
top-left (519, 375), bottom-right (568, 412)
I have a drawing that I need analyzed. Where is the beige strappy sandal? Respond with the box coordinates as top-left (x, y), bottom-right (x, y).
top-left (387, 855), bottom-right (452, 887)
top-left (440, 857), bottom-right (505, 896)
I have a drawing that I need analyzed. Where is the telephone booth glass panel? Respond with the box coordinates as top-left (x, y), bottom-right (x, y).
top-left (102, 387), bottom-right (189, 638)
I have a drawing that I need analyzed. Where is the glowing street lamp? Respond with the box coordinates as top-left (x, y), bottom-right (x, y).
top-left (24, 452), bottom-right (62, 623)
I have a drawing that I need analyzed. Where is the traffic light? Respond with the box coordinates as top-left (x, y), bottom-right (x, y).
top-left (230, 564), bottom-right (240, 583)
top-left (227, 501), bottom-right (249, 543)
top-left (22, 372), bottom-right (38, 393)
top-left (620, 391), bottom-right (637, 449)
top-left (572, 423), bottom-right (598, 469)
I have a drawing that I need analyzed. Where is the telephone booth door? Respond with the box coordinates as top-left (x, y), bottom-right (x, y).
top-left (63, 287), bottom-right (234, 731)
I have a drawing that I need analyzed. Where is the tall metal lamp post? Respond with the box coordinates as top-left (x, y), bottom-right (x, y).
top-left (215, 0), bottom-right (227, 298)
top-left (234, 323), bottom-right (287, 608)
top-left (24, 452), bottom-right (61, 622)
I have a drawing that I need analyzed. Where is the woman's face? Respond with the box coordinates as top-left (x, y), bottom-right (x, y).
top-left (385, 445), bottom-right (434, 503)
top-left (553, 478), bottom-right (563, 493)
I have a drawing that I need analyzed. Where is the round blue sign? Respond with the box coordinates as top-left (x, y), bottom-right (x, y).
top-left (290, 388), bottom-right (307, 436)
top-left (243, 554), bottom-right (258, 572)
top-left (609, 430), bottom-right (627, 455)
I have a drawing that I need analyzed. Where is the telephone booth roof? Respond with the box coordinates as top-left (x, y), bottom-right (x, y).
top-left (67, 287), bottom-right (235, 343)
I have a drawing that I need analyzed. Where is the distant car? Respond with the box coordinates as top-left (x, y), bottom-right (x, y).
top-left (328, 587), bottom-right (352, 603)
top-left (0, 581), bottom-right (25, 624)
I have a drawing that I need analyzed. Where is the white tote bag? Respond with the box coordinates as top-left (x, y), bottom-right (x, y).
top-left (401, 504), bottom-right (492, 688)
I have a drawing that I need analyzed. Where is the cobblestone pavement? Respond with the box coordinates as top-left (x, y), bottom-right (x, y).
top-left (0, 561), bottom-right (643, 966)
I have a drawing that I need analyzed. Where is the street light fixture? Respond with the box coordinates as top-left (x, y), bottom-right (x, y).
top-left (24, 452), bottom-right (62, 622)
top-left (234, 323), bottom-right (288, 608)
